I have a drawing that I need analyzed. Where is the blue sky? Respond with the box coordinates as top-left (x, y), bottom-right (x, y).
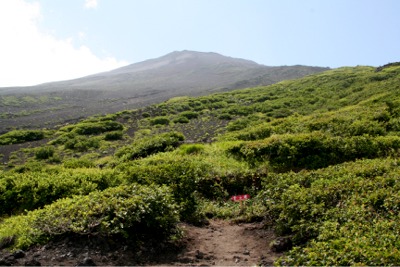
top-left (0, 0), bottom-right (399, 86)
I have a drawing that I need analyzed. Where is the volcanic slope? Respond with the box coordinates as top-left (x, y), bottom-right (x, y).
top-left (0, 50), bottom-right (328, 132)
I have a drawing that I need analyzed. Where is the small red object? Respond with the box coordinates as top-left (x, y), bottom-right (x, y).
top-left (231, 194), bottom-right (250, 201)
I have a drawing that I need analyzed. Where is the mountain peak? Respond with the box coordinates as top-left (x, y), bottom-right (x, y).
top-left (111, 50), bottom-right (263, 75)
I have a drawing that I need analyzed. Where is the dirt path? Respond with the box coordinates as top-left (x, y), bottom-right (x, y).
top-left (175, 220), bottom-right (281, 266)
top-left (0, 220), bottom-right (281, 266)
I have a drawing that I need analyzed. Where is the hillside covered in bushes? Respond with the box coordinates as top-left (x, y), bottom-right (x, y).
top-left (1, 63), bottom-right (400, 265)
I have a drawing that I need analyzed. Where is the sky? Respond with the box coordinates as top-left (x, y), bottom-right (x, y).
top-left (0, 0), bottom-right (399, 87)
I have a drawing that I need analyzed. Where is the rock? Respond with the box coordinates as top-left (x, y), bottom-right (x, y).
top-left (195, 250), bottom-right (204, 259)
top-left (13, 249), bottom-right (26, 259)
top-left (24, 259), bottom-right (41, 266)
top-left (270, 236), bottom-right (292, 252)
top-left (0, 258), bottom-right (12, 266)
top-left (243, 249), bottom-right (250, 255)
top-left (77, 257), bottom-right (96, 266)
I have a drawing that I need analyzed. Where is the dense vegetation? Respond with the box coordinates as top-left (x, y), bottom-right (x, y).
top-left (1, 64), bottom-right (400, 265)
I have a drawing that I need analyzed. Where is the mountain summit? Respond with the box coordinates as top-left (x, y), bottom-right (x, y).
top-left (0, 51), bottom-right (329, 131)
top-left (110, 50), bottom-right (262, 74)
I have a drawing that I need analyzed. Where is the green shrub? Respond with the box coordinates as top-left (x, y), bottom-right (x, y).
top-left (141, 112), bottom-right (151, 118)
top-left (229, 132), bottom-right (400, 170)
top-left (34, 146), bottom-right (55, 160)
top-left (115, 132), bottom-right (184, 161)
top-left (64, 136), bottom-right (101, 151)
top-left (104, 131), bottom-right (124, 140)
top-left (180, 111), bottom-right (198, 119)
top-left (218, 113), bottom-right (233, 120)
top-left (228, 124), bottom-right (273, 141)
top-left (0, 167), bottom-right (119, 215)
top-left (226, 118), bottom-right (252, 132)
top-left (63, 158), bottom-right (95, 168)
top-left (0, 184), bottom-right (179, 249)
top-left (59, 121), bottom-right (123, 135)
top-left (119, 156), bottom-right (211, 221)
top-left (49, 132), bottom-right (76, 145)
top-left (150, 116), bottom-right (170, 126)
top-left (173, 116), bottom-right (189, 124)
top-left (179, 144), bottom-right (205, 155)
top-left (258, 158), bottom-right (400, 265)
top-left (0, 130), bottom-right (46, 145)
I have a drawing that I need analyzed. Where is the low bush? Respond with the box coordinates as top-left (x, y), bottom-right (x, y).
top-left (0, 130), bottom-right (46, 145)
top-left (64, 136), bottom-right (101, 152)
top-left (218, 113), bottom-right (233, 120)
top-left (179, 144), bottom-right (205, 155)
top-left (115, 131), bottom-right (184, 161)
top-left (173, 116), bottom-right (189, 124)
top-left (150, 116), bottom-right (170, 126)
top-left (118, 156), bottom-right (211, 221)
top-left (229, 132), bottom-right (400, 170)
top-left (0, 184), bottom-right (179, 250)
top-left (180, 111), bottom-right (198, 119)
top-left (63, 158), bottom-right (95, 168)
top-left (34, 146), bottom-right (55, 160)
top-left (104, 131), bottom-right (124, 140)
top-left (224, 123), bottom-right (273, 141)
top-left (61, 121), bottom-right (123, 135)
top-left (226, 118), bottom-right (252, 132)
top-left (0, 167), bottom-right (120, 215)
top-left (258, 158), bottom-right (400, 265)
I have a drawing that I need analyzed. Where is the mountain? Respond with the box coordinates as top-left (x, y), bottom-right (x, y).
top-left (0, 50), bottom-right (329, 132)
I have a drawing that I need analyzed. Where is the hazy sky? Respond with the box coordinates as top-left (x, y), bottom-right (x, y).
top-left (1, 0), bottom-right (399, 87)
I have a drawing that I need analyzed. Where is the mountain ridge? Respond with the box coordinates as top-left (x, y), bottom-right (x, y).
top-left (0, 50), bottom-right (329, 131)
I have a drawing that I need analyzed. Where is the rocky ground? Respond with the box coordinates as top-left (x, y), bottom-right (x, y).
top-left (0, 219), bottom-right (282, 266)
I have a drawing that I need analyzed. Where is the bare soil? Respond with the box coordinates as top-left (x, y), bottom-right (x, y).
top-left (0, 219), bottom-right (281, 266)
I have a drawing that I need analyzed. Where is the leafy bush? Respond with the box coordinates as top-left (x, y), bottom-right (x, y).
top-left (118, 150), bottom-right (264, 221)
top-left (64, 136), bottom-right (101, 151)
top-left (118, 156), bottom-right (211, 222)
top-left (150, 116), bottom-right (170, 126)
top-left (180, 111), bottom-right (198, 119)
top-left (224, 123), bottom-right (273, 141)
top-left (258, 158), bottom-right (400, 265)
top-left (218, 113), bottom-right (233, 120)
top-left (63, 158), bottom-right (95, 168)
top-left (115, 131), bottom-right (184, 161)
top-left (66, 121), bottom-right (124, 135)
top-left (226, 118), bottom-right (252, 131)
top-left (229, 132), bottom-right (400, 170)
top-left (104, 131), bottom-right (124, 140)
top-left (0, 184), bottom-right (179, 249)
top-left (179, 144), bottom-right (205, 155)
top-left (34, 146), bottom-right (55, 160)
top-left (173, 116), bottom-right (189, 124)
top-left (0, 167), bottom-right (120, 215)
top-left (141, 112), bottom-right (151, 118)
top-left (0, 130), bottom-right (46, 145)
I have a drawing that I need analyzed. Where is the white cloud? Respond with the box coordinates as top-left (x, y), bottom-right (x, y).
top-left (84, 0), bottom-right (98, 9)
top-left (0, 0), bottom-right (126, 87)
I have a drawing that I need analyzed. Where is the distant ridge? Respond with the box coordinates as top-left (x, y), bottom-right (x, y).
top-left (0, 50), bottom-right (329, 131)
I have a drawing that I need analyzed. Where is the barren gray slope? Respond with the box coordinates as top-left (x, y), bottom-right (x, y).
top-left (0, 50), bottom-right (329, 131)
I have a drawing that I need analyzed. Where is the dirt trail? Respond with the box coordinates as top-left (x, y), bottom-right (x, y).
top-left (0, 219), bottom-right (281, 266)
top-left (175, 220), bottom-right (281, 266)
